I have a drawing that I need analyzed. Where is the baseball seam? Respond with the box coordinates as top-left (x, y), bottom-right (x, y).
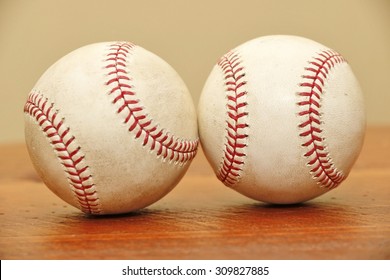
top-left (24, 92), bottom-right (101, 214)
top-left (217, 50), bottom-right (249, 186)
top-left (104, 42), bottom-right (198, 164)
top-left (298, 49), bottom-right (346, 189)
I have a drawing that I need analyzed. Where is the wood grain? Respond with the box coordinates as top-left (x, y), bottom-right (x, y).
top-left (0, 126), bottom-right (389, 260)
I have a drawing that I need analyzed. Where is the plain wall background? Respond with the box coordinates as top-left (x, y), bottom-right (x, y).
top-left (1, 0), bottom-right (389, 143)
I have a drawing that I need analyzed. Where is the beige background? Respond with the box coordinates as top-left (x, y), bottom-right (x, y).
top-left (1, 0), bottom-right (389, 143)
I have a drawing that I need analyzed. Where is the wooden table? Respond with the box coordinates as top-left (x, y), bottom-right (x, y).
top-left (1, 126), bottom-right (389, 260)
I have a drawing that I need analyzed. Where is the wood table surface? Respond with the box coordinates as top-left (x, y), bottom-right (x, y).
top-left (0, 126), bottom-right (389, 260)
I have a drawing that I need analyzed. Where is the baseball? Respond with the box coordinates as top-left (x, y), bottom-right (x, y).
top-left (198, 35), bottom-right (365, 204)
top-left (24, 42), bottom-right (198, 215)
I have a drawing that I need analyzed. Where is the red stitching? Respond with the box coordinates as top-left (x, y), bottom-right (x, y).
top-left (104, 42), bottom-right (198, 164)
top-left (216, 50), bottom-right (249, 186)
top-left (24, 92), bottom-right (101, 214)
top-left (298, 49), bottom-right (346, 189)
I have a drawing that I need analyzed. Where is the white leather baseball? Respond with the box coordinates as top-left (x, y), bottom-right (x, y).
top-left (24, 42), bottom-right (198, 215)
top-left (198, 35), bottom-right (365, 204)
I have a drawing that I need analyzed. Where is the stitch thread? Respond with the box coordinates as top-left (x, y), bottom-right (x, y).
top-left (104, 42), bottom-right (198, 164)
top-left (298, 49), bottom-right (346, 189)
top-left (24, 92), bottom-right (101, 214)
top-left (217, 50), bottom-right (249, 186)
